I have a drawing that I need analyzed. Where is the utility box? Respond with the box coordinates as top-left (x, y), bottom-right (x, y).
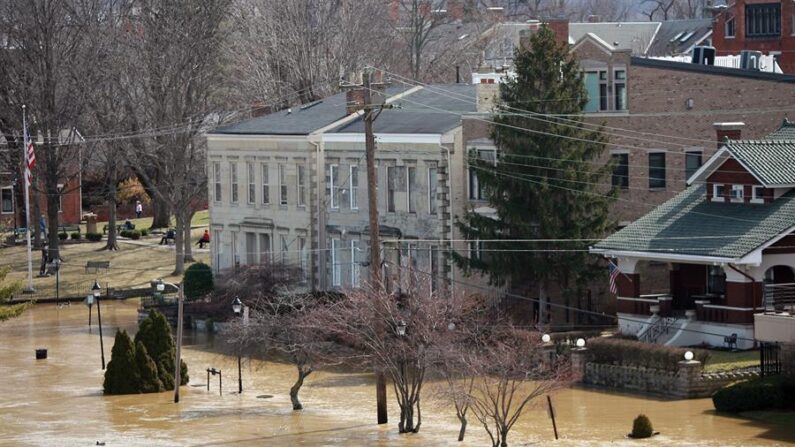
top-left (85, 213), bottom-right (97, 234)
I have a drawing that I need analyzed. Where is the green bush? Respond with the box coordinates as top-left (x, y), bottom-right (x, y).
top-left (70, 231), bottom-right (81, 240)
top-left (58, 232), bottom-right (68, 241)
top-left (631, 414), bottom-right (654, 438)
top-left (129, 230), bottom-right (141, 240)
top-left (134, 310), bottom-right (189, 389)
top-left (183, 262), bottom-right (214, 300)
top-left (135, 341), bottom-right (163, 393)
top-left (104, 330), bottom-right (140, 395)
top-left (86, 232), bottom-right (102, 242)
top-left (713, 376), bottom-right (795, 412)
top-left (587, 337), bottom-right (710, 372)
top-left (119, 230), bottom-right (130, 238)
top-left (139, 228), bottom-right (149, 237)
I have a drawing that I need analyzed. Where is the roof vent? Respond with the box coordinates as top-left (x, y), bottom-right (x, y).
top-left (692, 46), bottom-right (716, 65)
top-left (740, 50), bottom-right (763, 71)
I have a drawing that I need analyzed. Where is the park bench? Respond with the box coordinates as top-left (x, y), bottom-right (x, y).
top-left (159, 230), bottom-right (176, 245)
top-left (85, 261), bottom-right (110, 274)
top-left (724, 333), bottom-right (738, 350)
top-left (102, 223), bottom-right (135, 234)
top-left (59, 224), bottom-right (81, 234)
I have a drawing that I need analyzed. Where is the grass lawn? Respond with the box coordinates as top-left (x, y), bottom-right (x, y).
top-left (703, 349), bottom-right (759, 372)
top-left (79, 209), bottom-right (209, 234)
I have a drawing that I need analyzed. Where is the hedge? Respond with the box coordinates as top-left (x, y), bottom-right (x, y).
top-left (713, 376), bottom-right (795, 412)
top-left (120, 229), bottom-right (142, 240)
top-left (58, 232), bottom-right (68, 241)
top-left (86, 232), bottom-right (103, 242)
top-left (183, 262), bottom-right (213, 299)
top-left (139, 228), bottom-right (149, 237)
top-left (70, 232), bottom-right (81, 240)
top-left (586, 337), bottom-right (711, 372)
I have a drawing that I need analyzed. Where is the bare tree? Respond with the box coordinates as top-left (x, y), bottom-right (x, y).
top-left (392, 0), bottom-right (451, 81)
top-left (642, 0), bottom-right (707, 20)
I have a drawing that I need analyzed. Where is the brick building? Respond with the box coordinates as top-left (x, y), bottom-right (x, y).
top-left (711, 0), bottom-right (795, 73)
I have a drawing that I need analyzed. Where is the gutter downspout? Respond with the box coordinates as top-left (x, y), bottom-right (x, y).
top-left (440, 144), bottom-right (454, 287)
top-left (728, 264), bottom-right (759, 332)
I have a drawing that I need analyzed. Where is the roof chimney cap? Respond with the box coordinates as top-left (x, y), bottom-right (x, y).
top-left (713, 122), bottom-right (745, 130)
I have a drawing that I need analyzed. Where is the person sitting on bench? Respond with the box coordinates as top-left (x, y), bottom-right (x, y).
top-left (159, 228), bottom-right (176, 245)
top-left (123, 219), bottom-right (134, 230)
top-left (197, 229), bottom-right (210, 249)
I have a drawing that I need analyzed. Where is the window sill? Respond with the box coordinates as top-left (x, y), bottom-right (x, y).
top-left (648, 187), bottom-right (667, 192)
top-left (730, 198), bottom-right (744, 203)
top-left (724, 36), bottom-right (735, 39)
top-left (711, 197), bottom-right (725, 203)
top-left (750, 198), bottom-right (764, 204)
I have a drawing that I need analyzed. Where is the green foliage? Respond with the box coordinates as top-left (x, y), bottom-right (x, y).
top-left (631, 414), bottom-right (654, 438)
top-left (0, 303), bottom-right (31, 321)
top-left (183, 262), bottom-right (214, 299)
top-left (119, 229), bottom-right (141, 239)
top-left (713, 376), bottom-right (795, 412)
top-left (104, 330), bottom-right (140, 395)
top-left (135, 341), bottom-right (163, 393)
top-left (58, 232), bottom-right (68, 241)
top-left (70, 231), bottom-right (81, 240)
top-left (139, 228), bottom-right (149, 237)
top-left (86, 232), bottom-right (103, 242)
top-left (0, 267), bottom-right (21, 303)
top-left (134, 310), bottom-right (188, 390)
top-left (452, 25), bottom-right (615, 294)
top-left (587, 337), bottom-right (711, 372)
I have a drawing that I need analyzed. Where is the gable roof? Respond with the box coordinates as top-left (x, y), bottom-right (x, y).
top-left (592, 185), bottom-right (795, 261)
top-left (646, 19), bottom-right (712, 57)
top-left (569, 22), bottom-right (660, 55)
top-left (723, 139), bottom-right (795, 186)
top-left (766, 119), bottom-right (795, 140)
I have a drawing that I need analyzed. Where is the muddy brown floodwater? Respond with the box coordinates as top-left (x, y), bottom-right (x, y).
top-left (1, 302), bottom-right (793, 446)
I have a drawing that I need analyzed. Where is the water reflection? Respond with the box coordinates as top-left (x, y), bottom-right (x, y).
top-left (0, 301), bottom-right (792, 446)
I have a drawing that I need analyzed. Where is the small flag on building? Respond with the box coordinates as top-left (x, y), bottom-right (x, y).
top-left (24, 126), bottom-right (36, 186)
top-left (608, 260), bottom-right (620, 295)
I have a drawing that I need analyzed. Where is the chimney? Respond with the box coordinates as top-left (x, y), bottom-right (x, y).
top-left (345, 71), bottom-right (386, 115)
top-left (251, 102), bottom-right (271, 118)
top-left (544, 18), bottom-right (570, 48)
top-left (486, 6), bottom-right (504, 23)
top-left (476, 79), bottom-right (499, 112)
top-left (713, 122), bottom-right (744, 148)
top-left (587, 15), bottom-right (602, 23)
top-left (447, 0), bottom-right (464, 20)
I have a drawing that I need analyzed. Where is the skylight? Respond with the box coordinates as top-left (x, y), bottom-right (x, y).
top-left (670, 32), bottom-right (685, 42)
top-left (679, 31), bottom-right (695, 43)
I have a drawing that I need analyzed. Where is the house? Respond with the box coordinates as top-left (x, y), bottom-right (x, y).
top-left (711, 0), bottom-right (795, 73)
top-left (205, 82), bottom-right (479, 293)
top-left (591, 120), bottom-right (795, 349)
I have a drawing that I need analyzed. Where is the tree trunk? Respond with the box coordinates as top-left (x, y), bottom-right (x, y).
top-left (457, 415), bottom-right (467, 441)
top-left (290, 367), bottom-right (311, 411)
top-left (183, 210), bottom-right (195, 263)
top-left (104, 164), bottom-right (119, 250)
top-left (173, 209), bottom-right (186, 275)
top-left (150, 194), bottom-right (170, 229)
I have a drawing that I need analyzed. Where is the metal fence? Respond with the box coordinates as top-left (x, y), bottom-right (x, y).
top-left (763, 283), bottom-right (795, 312)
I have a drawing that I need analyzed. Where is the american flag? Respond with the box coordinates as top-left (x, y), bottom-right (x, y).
top-left (24, 127), bottom-right (35, 186)
top-left (608, 261), bottom-right (620, 295)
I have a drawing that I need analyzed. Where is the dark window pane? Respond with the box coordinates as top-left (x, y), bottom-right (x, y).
top-left (649, 153), bottom-right (666, 189)
top-left (685, 151), bottom-right (702, 180)
top-left (746, 4), bottom-right (780, 37)
top-left (611, 154), bottom-right (629, 189)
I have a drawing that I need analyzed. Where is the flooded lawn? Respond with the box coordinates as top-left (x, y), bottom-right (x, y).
top-left (1, 301), bottom-right (793, 446)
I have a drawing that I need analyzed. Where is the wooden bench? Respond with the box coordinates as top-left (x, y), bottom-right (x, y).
top-left (102, 223), bottom-right (135, 234)
top-left (85, 261), bottom-right (110, 274)
top-left (159, 231), bottom-right (176, 245)
top-left (59, 224), bottom-right (81, 234)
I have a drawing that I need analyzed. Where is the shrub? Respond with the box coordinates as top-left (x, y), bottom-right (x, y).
top-left (86, 232), bottom-right (102, 242)
top-left (631, 414), bottom-right (654, 438)
top-left (713, 376), bottom-right (795, 412)
top-left (587, 337), bottom-right (710, 372)
top-left (104, 330), bottom-right (140, 395)
top-left (119, 230), bottom-right (131, 238)
top-left (129, 230), bottom-right (141, 240)
top-left (134, 310), bottom-right (189, 389)
top-left (139, 228), bottom-right (149, 237)
top-left (135, 341), bottom-right (163, 393)
top-left (58, 232), bottom-right (68, 241)
top-left (70, 232), bottom-right (81, 240)
top-left (184, 262), bottom-right (214, 299)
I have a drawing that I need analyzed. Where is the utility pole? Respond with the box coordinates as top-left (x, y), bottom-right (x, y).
top-left (174, 282), bottom-right (184, 403)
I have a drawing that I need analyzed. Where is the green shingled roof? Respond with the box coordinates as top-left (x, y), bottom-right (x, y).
top-left (593, 185), bottom-right (795, 259)
top-left (725, 140), bottom-right (795, 186)
top-left (765, 119), bottom-right (795, 140)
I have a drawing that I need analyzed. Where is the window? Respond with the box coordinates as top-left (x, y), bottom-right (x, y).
top-left (213, 230), bottom-right (222, 255)
top-left (212, 162), bottom-right (222, 202)
top-left (298, 236), bottom-right (307, 278)
top-left (599, 71), bottom-right (608, 111)
top-left (329, 164), bottom-right (339, 209)
top-left (469, 240), bottom-right (482, 260)
top-left (247, 163), bottom-right (255, 204)
top-left (387, 166), bottom-right (396, 212)
top-left (279, 164), bottom-right (288, 205)
top-left (1, 187), bottom-right (12, 213)
top-left (648, 153), bottom-right (666, 189)
top-left (707, 266), bottom-right (726, 296)
top-left (685, 151), bottom-right (702, 180)
top-left (468, 149), bottom-right (496, 200)
top-left (297, 164), bottom-right (306, 207)
top-left (331, 238), bottom-right (341, 286)
top-left (731, 184), bottom-right (744, 201)
top-left (713, 184), bottom-right (726, 201)
top-left (611, 153), bottom-right (629, 189)
top-left (230, 162), bottom-right (238, 203)
top-left (407, 166), bottom-right (417, 213)
top-left (350, 240), bottom-right (360, 286)
top-left (261, 163), bottom-right (270, 205)
top-left (752, 185), bottom-right (765, 202)
top-left (583, 71), bottom-right (601, 112)
top-left (245, 232), bottom-right (257, 264)
top-left (614, 70), bottom-right (626, 111)
top-left (350, 165), bottom-right (358, 210)
top-left (280, 234), bottom-right (288, 264)
top-left (259, 233), bottom-right (271, 264)
top-left (430, 246), bottom-right (439, 292)
top-left (231, 231), bottom-right (238, 266)
top-left (725, 15), bottom-right (736, 38)
top-left (746, 4), bottom-right (780, 37)
top-left (428, 166), bottom-right (437, 214)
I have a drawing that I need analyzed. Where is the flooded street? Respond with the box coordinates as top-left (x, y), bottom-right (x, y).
top-left (1, 302), bottom-right (793, 446)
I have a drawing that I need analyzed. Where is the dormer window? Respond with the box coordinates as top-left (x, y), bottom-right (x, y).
top-left (752, 185), bottom-right (765, 203)
top-left (712, 184), bottom-right (725, 202)
top-left (731, 184), bottom-right (744, 202)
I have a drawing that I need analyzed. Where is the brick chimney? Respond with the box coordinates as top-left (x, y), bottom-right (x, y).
top-left (476, 79), bottom-right (499, 112)
top-left (544, 18), bottom-right (570, 48)
top-left (447, 0), bottom-right (464, 20)
top-left (713, 122), bottom-right (744, 148)
top-left (345, 71), bottom-right (386, 115)
top-left (251, 102), bottom-right (271, 118)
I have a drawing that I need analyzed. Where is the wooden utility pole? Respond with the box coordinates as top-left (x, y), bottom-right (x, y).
top-left (362, 71), bottom-right (388, 425)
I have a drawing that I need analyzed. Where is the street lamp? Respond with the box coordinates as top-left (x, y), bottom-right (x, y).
top-left (576, 338), bottom-right (586, 349)
top-left (684, 351), bottom-right (694, 361)
top-left (154, 278), bottom-right (185, 403)
top-left (396, 320), bottom-right (407, 337)
top-left (232, 296), bottom-right (243, 394)
top-left (92, 279), bottom-right (105, 370)
top-left (542, 333), bottom-right (551, 344)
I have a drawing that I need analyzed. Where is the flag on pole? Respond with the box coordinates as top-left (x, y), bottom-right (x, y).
top-left (608, 260), bottom-right (620, 295)
top-left (24, 126), bottom-right (36, 186)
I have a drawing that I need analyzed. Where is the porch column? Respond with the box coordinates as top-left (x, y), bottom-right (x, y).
top-left (723, 267), bottom-right (761, 324)
top-left (615, 257), bottom-right (642, 315)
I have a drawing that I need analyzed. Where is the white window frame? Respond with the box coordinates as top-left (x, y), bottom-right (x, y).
top-left (230, 162), bottom-right (239, 204)
top-left (297, 164), bottom-right (306, 207)
top-left (387, 165), bottom-right (396, 212)
top-left (751, 185), bottom-right (765, 204)
top-left (212, 162), bottom-right (222, 202)
top-left (247, 162), bottom-right (256, 204)
top-left (1, 186), bottom-right (12, 214)
top-left (261, 163), bottom-right (270, 205)
top-left (350, 239), bottom-right (360, 286)
top-left (613, 69), bottom-right (627, 111)
top-left (407, 166), bottom-right (417, 214)
top-left (279, 164), bottom-right (288, 205)
top-left (725, 15), bottom-right (736, 38)
top-left (330, 164), bottom-right (339, 209)
top-left (331, 238), bottom-right (341, 286)
top-left (468, 149), bottom-right (496, 201)
top-left (731, 184), bottom-right (744, 202)
top-left (428, 166), bottom-right (437, 214)
top-left (712, 184), bottom-right (726, 202)
top-left (349, 165), bottom-right (358, 210)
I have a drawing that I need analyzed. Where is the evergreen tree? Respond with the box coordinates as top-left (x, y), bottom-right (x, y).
top-left (452, 25), bottom-right (615, 323)
top-left (135, 341), bottom-right (164, 393)
top-left (104, 330), bottom-right (140, 395)
top-left (134, 310), bottom-right (189, 389)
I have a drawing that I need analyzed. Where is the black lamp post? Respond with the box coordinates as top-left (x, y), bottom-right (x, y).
top-left (92, 279), bottom-right (105, 369)
top-left (232, 297), bottom-right (243, 394)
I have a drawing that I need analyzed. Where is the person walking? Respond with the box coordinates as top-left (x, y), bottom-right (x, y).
top-left (135, 201), bottom-right (143, 219)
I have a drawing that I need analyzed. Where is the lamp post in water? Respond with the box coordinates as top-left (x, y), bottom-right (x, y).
top-left (232, 296), bottom-right (243, 394)
top-left (156, 278), bottom-right (185, 404)
top-left (92, 280), bottom-right (105, 369)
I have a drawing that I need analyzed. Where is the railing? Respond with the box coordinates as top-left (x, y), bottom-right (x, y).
top-left (763, 283), bottom-right (795, 313)
top-left (639, 316), bottom-right (678, 344)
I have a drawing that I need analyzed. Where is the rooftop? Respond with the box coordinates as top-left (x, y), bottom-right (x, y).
top-left (724, 139), bottom-right (795, 186)
top-left (569, 22), bottom-right (660, 55)
top-left (645, 19), bottom-right (712, 57)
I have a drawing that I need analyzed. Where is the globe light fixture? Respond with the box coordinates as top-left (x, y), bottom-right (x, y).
top-left (232, 297), bottom-right (242, 315)
top-left (542, 334), bottom-right (551, 343)
top-left (396, 320), bottom-right (407, 337)
top-left (92, 280), bottom-right (102, 298)
top-left (156, 278), bottom-right (165, 292)
top-left (576, 338), bottom-right (586, 348)
top-left (684, 351), bottom-right (694, 361)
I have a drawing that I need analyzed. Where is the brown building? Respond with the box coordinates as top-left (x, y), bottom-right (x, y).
top-left (712, 0), bottom-right (795, 73)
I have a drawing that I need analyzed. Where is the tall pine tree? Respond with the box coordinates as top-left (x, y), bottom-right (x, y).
top-left (452, 25), bottom-right (615, 324)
